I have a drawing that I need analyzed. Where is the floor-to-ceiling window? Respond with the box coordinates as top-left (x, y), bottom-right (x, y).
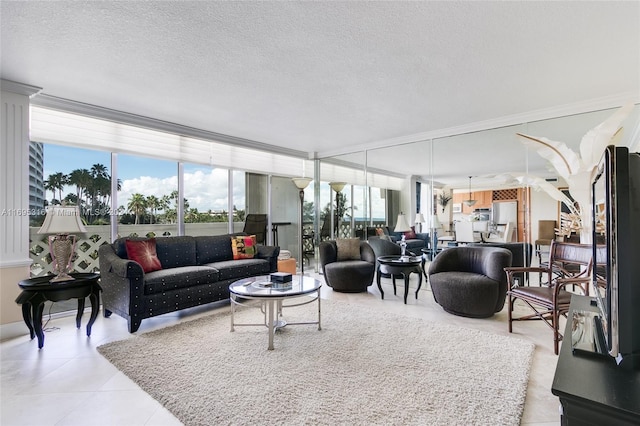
top-left (30, 144), bottom-right (112, 276)
top-left (183, 164), bottom-right (231, 236)
top-left (30, 144), bottom-right (112, 313)
top-left (117, 154), bottom-right (178, 238)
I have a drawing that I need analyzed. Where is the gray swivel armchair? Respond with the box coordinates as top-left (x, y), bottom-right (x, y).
top-left (469, 242), bottom-right (532, 285)
top-left (319, 239), bottom-right (376, 293)
top-left (428, 246), bottom-right (512, 318)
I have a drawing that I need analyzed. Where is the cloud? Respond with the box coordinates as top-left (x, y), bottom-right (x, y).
top-left (118, 169), bottom-right (245, 212)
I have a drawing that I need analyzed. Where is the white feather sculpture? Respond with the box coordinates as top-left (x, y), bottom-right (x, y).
top-left (517, 103), bottom-right (634, 242)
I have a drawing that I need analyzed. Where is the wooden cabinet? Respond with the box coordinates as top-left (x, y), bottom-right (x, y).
top-left (451, 187), bottom-right (530, 242)
top-left (453, 190), bottom-right (492, 214)
top-left (475, 190), bottom-right (492, 209)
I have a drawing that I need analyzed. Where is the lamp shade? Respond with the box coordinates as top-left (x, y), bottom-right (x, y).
top-left (38, 206), bottom-right (87, 235)
top-left (291, 177), bottom-right (312, 190)
top-left (394, 213), bottom-right (411, 233)
top-left (414, 213), bottom-right (425, 224)
top-left (329, 182), bottom-right (346, 193)
top-left (431, 214), bottom-right (441, 229)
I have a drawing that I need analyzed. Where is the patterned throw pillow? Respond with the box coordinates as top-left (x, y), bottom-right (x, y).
top-left (232, 235), bottom-right (257, 260)
top-left (404, 226), bottom-right (417, 239)
top-left (125, 238), bottom-right (163, 273)
top-left (336, 238), bottom-right (361, 261)
top-left (375, 228), bottom-right (385, 236)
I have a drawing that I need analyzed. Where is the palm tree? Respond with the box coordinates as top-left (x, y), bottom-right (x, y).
top-left (88, 163), bottom-right (109, 208)
top-left (44, 172), bottom-right (68, 204)
top-left (90, 163), bottom-right (109, 179)
top-left (67, 168), bottom-right (92, 207)
top-left (103, 178), bottom-right (122, 207)
top-left (146, 195), bottom-right (160, 224)
top-left (127, 193), bottom-right (147, 225)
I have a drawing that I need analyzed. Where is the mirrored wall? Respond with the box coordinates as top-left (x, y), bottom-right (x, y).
top-left (318, 104), bottom-right (639, 274)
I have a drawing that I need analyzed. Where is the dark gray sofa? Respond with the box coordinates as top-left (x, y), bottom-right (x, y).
top-left (98, 234), bottom-right (279, 332)
top-left (364, 226), bottom-right (429, 251)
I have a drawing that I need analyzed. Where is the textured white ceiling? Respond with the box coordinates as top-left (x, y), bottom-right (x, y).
top-left (1, 1), bottom-right (639, 185)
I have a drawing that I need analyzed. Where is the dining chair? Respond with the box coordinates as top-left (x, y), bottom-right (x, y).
top-left (454, 221), bottom-right (481, 244)
top-left (504, 241), bottom-right (599, 354)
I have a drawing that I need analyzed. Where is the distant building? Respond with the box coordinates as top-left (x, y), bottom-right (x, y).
top-left (29, 141), bottom-right (45, 213)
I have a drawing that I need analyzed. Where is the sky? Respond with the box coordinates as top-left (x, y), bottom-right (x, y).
top-left (43, 145), bottom-right (243, 212)
top-left (43, 144), bottom-right (387, 218)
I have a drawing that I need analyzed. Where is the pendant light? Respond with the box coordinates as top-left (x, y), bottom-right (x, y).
top-left (463, 176), bottom-right (477, 207)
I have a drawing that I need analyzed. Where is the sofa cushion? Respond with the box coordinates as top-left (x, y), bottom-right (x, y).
top-left (125, 238), bottom-right (163, 273)
top-left (336, 238), bottom-right (361, 261)
top-left (143, 266), bottom-right (220, 295)
top-left (195, 235), bottom-right (234, 264)
top-left (231, 235), bottom-right (257, 259)
top-left (203, 258), bottom-right (270, 281)
top-left (155, 236), bottom-right (197, 268)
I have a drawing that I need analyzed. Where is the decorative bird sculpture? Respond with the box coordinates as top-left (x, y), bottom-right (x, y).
top-left (517, 103), bottom-right (634, 243)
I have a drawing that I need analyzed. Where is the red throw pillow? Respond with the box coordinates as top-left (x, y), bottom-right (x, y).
top-left (404, 226), bottom-right (417, 239)
top-left (125, 238), bottom-right (163, 273)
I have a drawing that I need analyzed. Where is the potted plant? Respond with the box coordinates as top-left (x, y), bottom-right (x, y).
top-left (437, 193), bottom-right (452, 213)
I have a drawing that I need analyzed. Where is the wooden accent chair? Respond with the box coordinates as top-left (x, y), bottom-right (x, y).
top-left (504, 241), bottom-right (597, 354)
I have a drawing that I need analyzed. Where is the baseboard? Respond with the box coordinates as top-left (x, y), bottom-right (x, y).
top-left (0, 309), bottom-right (78, 343)
top-left (0, 321), bottom-right (29, 342)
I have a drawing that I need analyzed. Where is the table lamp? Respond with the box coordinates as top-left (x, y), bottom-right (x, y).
top-left (394, 212), bottom-right (411, 257)
top-left (414, 213), bottom-right (425, 233)
top-left (38, 206), bottom-right (87, 282)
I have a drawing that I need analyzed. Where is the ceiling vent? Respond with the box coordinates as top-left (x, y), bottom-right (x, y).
top-left (545, 177), bottom-right (558, 182)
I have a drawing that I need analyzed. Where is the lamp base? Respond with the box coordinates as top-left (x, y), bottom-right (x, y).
top-left (49, 234), bottom-right (77, 283)
top-left (49, 273), bottom-right (75, 283)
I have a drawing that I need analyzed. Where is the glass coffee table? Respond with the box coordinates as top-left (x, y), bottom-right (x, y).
top-left (229, 275), bottom-right (322, 350)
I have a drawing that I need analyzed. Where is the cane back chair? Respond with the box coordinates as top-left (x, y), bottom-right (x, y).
top-left (504, 241), bottom-right (597, 355)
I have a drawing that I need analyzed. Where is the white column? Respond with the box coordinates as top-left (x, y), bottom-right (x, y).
top-left (0, 80), bottom-right (41, 329)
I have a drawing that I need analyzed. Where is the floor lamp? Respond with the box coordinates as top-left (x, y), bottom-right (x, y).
top-left (431, 214), bottom-right (441, 258)
top-left (329, 182), bottom-right (346, 238)
top-left (292, 177), bottom-right (312, 274)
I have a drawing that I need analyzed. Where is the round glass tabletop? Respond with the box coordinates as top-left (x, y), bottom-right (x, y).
top-left (229, 275), bottom-right (321, 298)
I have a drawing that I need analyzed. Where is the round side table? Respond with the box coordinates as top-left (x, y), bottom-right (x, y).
top-left (15, 273), bottom-right (101, 349)
top-left (376, 255), bottom-right (423, 304)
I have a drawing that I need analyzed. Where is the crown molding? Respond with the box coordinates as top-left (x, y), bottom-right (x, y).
top-left (0, 79), bottom-right (42, 97)
top-left (318, 92), bottom-right (640, 159)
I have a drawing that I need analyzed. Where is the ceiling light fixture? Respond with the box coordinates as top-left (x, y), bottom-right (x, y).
top-left (463, 176), bottom-right (477, 207)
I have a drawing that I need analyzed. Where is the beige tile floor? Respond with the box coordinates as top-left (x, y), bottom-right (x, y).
top-left (1, 271), bottom-right (562, 426)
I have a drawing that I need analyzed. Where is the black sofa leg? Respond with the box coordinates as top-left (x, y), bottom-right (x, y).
top-left (103, 309), bottom-right (112, 318)
top-left (128, 318), bottom-right (141, 333)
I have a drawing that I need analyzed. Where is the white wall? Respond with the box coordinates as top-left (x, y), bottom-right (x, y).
top-left (529, 186), bottom-right (561, 243)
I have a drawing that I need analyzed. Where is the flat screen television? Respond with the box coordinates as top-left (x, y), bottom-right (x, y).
top-left (590, 145), bottom-right (640, 370)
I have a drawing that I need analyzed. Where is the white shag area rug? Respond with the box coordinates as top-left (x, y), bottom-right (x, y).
top-left (97, 299), bottom-right (534, 426)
